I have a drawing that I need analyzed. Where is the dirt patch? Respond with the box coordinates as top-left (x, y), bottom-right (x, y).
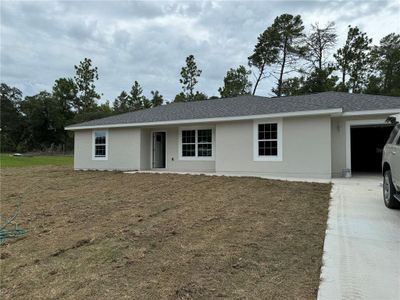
top-left (0, 166), bottom-right (331, 299)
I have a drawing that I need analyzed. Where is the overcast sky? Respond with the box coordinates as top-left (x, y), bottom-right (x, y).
top-left (1, 0), bottom-right (399, 102)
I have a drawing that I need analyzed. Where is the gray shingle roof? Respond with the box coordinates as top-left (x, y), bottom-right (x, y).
top-left (67, 92), bottom-right (400, 129)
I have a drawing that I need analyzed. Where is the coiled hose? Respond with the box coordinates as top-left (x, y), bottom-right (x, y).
top-left (0, 201), bottom-right (27, 244)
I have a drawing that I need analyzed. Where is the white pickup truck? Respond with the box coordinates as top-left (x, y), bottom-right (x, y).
top-left (382, 124), bottom-right (400, 209)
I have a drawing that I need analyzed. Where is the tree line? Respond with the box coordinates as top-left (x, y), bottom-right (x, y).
top-left (1, 13), bottom-right (399, 153)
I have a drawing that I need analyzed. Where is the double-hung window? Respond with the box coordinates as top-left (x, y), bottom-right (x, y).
top-left (93, 131), bottom-right (108, 160)
top-left (180, 128), bottom-right (213, 159)
top-left (254, 120), bottom-right (282, 161)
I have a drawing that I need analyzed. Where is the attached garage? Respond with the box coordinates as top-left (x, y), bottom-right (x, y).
top-left (350, 124), bottom-right (394, 173)
top-left (346, 120), bottom-right (394, 175)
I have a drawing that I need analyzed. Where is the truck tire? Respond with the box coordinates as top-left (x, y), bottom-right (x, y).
top-left (383, 170), bottom-right (400, 209)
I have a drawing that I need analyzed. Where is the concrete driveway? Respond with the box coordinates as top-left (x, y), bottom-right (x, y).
top-left (318, 176), bottom-right (400, 300)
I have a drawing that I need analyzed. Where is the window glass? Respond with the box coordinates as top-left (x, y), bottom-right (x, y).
top-left (182, 144), bottom-right (195, 156)
top-left (387, 125), bottom-right (399, 144)
top-left (197, 129), bottom-right (212, 157)
top-left (182, 130), bottom-right (195, 144)
top-left (258, 141), bottom-right (277, 156)
top-left (396, 129), bottom-right (400, 145)
top-left (95, 145), bottom-right (106, 157)
top-left (198, 129), bottom-right (212, 143)
top-left (198, 143), bottom-right (212, 157)
top-left (258, 123), bottom-right (278, 157)
top-left (94, 131), bottom-right (107, 158)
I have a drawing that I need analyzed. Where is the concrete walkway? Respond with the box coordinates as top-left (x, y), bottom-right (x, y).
top-left (318, 176), bottom-right (400, 300)
top-left (125, 170), bottom-right (331, 183)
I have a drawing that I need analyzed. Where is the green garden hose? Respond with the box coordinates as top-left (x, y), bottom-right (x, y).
top-left (0, 201), bottom-right (27, 244)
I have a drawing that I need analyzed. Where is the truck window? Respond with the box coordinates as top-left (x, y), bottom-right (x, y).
top-left (387, 125), bottom-right (399, 144)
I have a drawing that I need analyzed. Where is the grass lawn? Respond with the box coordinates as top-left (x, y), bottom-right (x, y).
top-left (0, 166), bottom-right (331, 300)
top-left (0, 154), bottom-right (73, 168)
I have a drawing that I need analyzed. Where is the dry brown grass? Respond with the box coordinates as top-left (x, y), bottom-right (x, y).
top-left (0, 166), bottom-right (331, 300)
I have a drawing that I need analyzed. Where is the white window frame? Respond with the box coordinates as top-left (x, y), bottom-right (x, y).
top-left (92, 130), bottom-right (108, 160)
top-left (178, 127), bottom-right (215, 161)
top-left (253, 119), bottom-right (283, 161)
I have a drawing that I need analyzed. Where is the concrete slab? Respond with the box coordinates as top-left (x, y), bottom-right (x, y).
top-left (318, 176), bottom-right (400, 300)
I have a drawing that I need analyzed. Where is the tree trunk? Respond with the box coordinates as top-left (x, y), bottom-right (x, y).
top-left (252, 64), bottom-right (265, 95)
top-left (342, 69), bottom-right (346, 87)
top-left (277, 42), bottom-right (287, 97)
top-left (318, 47), bottom-right (323, 70)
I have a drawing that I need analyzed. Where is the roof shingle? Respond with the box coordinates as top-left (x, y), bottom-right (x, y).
top-left (67, 92), bottom-right (400, 129)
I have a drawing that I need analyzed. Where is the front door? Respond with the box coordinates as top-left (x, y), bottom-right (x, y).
top-left (152, 132), bottom-right (166, 168)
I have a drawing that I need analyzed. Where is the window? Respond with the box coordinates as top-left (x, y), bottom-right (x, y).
top-left (396, 126), bottom-right (400, 145)
top-left (258, 123), bottom-right (278, 156)
top-left (93, 131), bottom-right (107, 159)
top-left (182, 130), bottom-right (196, 157)
top-left (387, 125), bottom-right (399, 144)
top-left (254, 119), bottom-right (282, 161)
top-left (180, 128), bottom-right (213, 159)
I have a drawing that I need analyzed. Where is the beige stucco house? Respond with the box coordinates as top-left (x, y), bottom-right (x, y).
top-left (66, 92), bottom-right (400, 179)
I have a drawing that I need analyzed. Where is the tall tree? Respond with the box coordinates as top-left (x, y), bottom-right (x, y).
top-left (280, 68), bottom-right (338, 96)
top-left (52, 78), bottom-right (77, 150)
top-left (193, 91), bottom-right (208, 101)
top-left (218, 65), bottom-right (252, 98)
top-left (367, 33), bottom-right (400, 96)
top-left (248, 27), bottom-right (279, 95)
top-left (128, 81), bottom-right (145, 111)
top-left (174, 92), bottom-right (186, 102)
top-left (73, 58), bottom-right (101, 112)
top-left (334, 26), bottom-right (372, 93)
top-left (150, 90), bottom-right (164, 107)
top-left (270, 14), bottom-right (307, 97)
top-left (72, 101), bottom-right (114, 124)
top-left (175, 91), bottom-right (207, 102)
top-left (279, 77), bottom-right (302, 96)
top-left (52, 78), bottom-right (76, 118)
top-left (178, 55), bottom-right (202, 101)
top-left (142, 97), bottom-right (152, 109)
top-left (0, 83), bottom-right (24, 152)
top-left (113, 91), bottom-right (130, 113)
top-left (305, 22), bottom-right (337, 71)
top-left (21, 91), bottom-right (65, 150)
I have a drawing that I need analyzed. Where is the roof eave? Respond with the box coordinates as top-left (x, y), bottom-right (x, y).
top-left (65, 108), bottom-right (343, 131)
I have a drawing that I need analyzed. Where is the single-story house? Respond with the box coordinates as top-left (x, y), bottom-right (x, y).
top-left (66, 92), bottom-right (400, 179)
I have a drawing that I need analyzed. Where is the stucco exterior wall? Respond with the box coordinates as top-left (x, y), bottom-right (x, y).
top-left (140, 128), bottom-right (151, 170)
top-left (73, 113), bottom-right (393, 178)
top-left (331, 114), bottom-right (391, 177)
top-left (215, 116), bottom-right (332, 179)
top-left (74, 128), bottom-right (141, 170)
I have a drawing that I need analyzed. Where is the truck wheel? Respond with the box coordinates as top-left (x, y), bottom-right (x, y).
top-left (383, 170), bottom-right (400, 209)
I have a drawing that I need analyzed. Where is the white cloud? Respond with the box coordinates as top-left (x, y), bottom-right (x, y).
top-left (1, 0), bottom-right (398, 101)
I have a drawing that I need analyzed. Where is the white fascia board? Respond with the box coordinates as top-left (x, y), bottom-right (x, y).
top-left (65, 108), bottom-right (343, 131)
top-left (341, 109), bottom-right (400, 116)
